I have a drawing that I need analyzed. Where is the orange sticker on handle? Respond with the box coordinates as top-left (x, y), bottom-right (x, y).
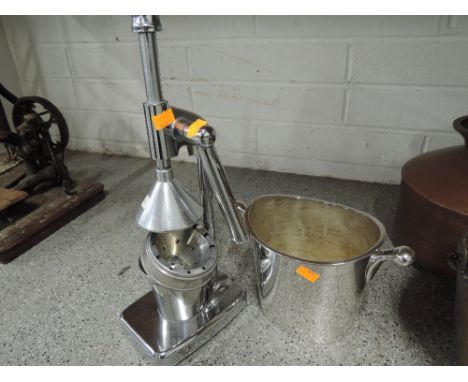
top-left (187, 118), bottom-right (208, 138)
top-left (152, 108), bottom-right (176, 131)
top-left (296, 265), bottom-right (320, 283)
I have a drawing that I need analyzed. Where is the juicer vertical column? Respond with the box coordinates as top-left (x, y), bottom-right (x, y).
top-left (132, 15), bottom-right (203, 233)
top-left (131, 15), bottom-right (177, 169)
top-left (132, 16), bottom-right (163, 104)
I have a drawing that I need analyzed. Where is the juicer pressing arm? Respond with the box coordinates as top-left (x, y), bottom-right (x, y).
top-left (171, 118), bottom-right (249, 245)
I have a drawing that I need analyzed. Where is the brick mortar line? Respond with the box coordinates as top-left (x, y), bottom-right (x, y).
top-left (8, 34), bottom-right (468, 47)
top-left (111, 16), bottom-right (119, 42)
top-left (185, 46), bottom-right (195, 111)
top-left (63, 46), bottom-right (79, 107)
top-left (58, 107), bottom-right (460, 137)
top-left (22, 77), bottom-right (468, 91)
top-left (65, 136), bottom-right (404, 171)
top-left (437, 16), bottom-right (444, 35)
top-left (1, 22), bottom-right (26, 96)
top-left (68, 136), bottom-right (148, 145)
top-left (176, 81), bottom-right (468, 91)
top-left (233, 152), bottom-right (404, 170)
top-left (448, 16), bottom-right (460, 31)
top-left (253, 16), bottom-right (260, 35)
top-left (341, 44), bottom-right (353, 123)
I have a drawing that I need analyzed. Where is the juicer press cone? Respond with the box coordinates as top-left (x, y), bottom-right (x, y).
top-left (136, 168), bottom-right (203, 233)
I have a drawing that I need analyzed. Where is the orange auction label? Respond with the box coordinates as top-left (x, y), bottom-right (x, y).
top-left (152, 108), bottom-right (176, 131)
top-left (296, 265), bottom-right (320, 283)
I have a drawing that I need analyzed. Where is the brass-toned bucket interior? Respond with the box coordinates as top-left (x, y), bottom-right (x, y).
top-left (246, 196), bottom-right (382, 263)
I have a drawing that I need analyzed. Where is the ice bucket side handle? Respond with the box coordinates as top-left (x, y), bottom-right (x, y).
top-left (365, 245), bottom-right (415, 283)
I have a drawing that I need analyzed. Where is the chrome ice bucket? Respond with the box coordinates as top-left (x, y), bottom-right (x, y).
top-left (245, 195), bottom-right (414, 343)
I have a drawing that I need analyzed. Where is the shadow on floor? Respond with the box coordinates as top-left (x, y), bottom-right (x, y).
top-left (397, 267), bottom-right (457, 365)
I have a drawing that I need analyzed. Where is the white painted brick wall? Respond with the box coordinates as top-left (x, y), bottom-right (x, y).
top-left (255, 16), bottom-right (440, 37)
top-left (351, 42), bottom-right (468, 86)
top-left (11, 45), bottom-right (70, 79)
top-left (0, 22), bottom-right (21, 154)
top-left (190, 42), bottom-right (348, 82)
top-left (1, 16), bottom-right (116, 44)
top-left (192, 83), bottom-right (344, 123)
top-left (347, 86), bottom-right (468, 131)
top-left (256, 124), bottom-right (425, 168)
top-left (21, 79), bottom-right (76, 109)
top-left (68, 44), bottom-right (189, 80)
top-left (1, 15), bottom-right (468, 184)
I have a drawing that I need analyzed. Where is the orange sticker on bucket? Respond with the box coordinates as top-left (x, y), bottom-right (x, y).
top-left (296, 265), bottom-right (320, 283)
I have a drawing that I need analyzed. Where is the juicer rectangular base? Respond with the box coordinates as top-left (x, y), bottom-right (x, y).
top-left (120, 273), bottom-right (246, 365)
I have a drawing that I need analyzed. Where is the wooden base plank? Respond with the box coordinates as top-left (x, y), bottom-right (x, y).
top-left (0, 188), bottom-right (28, 211)
top-left (0, 180), bottom-right (105, 263)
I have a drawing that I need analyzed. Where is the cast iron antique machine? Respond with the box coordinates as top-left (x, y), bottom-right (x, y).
top-left (120, 15), bottom-right (249, 363)
top-left (0, 83), bottom-right (104, 263)
top-left (0, 83), bottom-right (73, 194)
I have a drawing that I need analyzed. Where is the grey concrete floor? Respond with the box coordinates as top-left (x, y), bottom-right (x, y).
top-left (0, 151), bottom-right (456, 365)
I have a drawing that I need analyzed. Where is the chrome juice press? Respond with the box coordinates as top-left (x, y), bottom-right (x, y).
top-left (121, 16), bottom-right (249, 363)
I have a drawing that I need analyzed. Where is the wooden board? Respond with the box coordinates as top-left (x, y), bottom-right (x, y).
top-left (0, 188), bottom-right (28, 211)
top-left (0, 180), bottom-right (105, 263)
top-left (0, 164), bottom-right (24, 189)
top-left (0, 155), bottom-right (21, 176)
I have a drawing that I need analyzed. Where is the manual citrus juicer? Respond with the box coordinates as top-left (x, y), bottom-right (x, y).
top-left (121, 15), bottom-right (249, 363)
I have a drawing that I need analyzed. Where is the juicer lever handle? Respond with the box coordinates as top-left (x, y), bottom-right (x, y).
top-left (170, 115), bottom-right (249, 245)
top-left (196, 145), bottom-right (249, 245)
